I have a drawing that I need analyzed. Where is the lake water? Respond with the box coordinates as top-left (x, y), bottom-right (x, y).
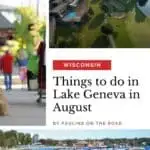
top-left (17, 148), bottom-right (127, 150)
top-left (137, 0), bottom-right (150, 16)
top-left (20, 148), bottom-right (133, 150)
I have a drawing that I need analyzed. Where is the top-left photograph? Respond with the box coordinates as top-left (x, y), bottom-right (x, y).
top-left (0, 0), bottom-right (46, 126)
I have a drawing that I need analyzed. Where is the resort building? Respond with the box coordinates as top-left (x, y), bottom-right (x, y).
top-left (49, 0), bottom-right (88, 47)
top-left (74, 140), bottom-right (89, 147)
top-left (32, 134), bottom-right (39, 144)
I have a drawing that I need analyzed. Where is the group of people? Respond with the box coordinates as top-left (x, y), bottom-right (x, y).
top-left (0, 49), bottom-right (28, 91)
top-left (0, 23), bottom-right (46, 94)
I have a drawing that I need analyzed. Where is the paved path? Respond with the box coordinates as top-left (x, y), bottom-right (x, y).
top-left (108, 34), bottom-right (116, 48)
top-left (0, 89), bottom-right (46, 126)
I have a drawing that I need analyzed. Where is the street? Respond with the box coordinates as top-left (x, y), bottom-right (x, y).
top-left (0, 89), bottom-right (46, 126)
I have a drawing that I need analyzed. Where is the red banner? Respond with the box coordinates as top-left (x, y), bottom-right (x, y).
top-left (53, 60), bottom-right (111, 70)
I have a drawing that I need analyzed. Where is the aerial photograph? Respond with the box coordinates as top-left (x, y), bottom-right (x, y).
top-left (49, 0), bottom-right (150, 48)
top-left (1, 129), bottom-right (150, 149)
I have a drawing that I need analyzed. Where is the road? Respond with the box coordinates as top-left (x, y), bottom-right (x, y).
top-left (0, 89), bottom-right (46, 126)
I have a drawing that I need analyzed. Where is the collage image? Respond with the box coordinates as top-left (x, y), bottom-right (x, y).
top-left (0, 0), bottom-right (150, 149)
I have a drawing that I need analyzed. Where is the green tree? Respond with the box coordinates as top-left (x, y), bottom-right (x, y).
top-left (14, 7), bottom-right (45, 55)
top-left (24, 133), bottom-right (32, 145)
top-left (0, 130), bottom-right (5, 147)
top-left (17, 132), bottom-right (25, 145)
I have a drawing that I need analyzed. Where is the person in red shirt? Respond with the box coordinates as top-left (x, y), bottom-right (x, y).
top-left (1, 50), bottom-right (13, 91)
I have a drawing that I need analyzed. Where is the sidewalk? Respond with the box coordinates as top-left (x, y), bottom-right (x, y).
top-left (0, 88), bottom-right (46, 126)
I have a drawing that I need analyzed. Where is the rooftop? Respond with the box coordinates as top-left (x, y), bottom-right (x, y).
top-left (0, 4), bottom-right (15, 29)
top-left (0, 12), bottom-right (13, 29)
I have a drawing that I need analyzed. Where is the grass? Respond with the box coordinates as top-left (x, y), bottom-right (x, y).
top-left (109, 6), bottom-right (150, 48)
top-left (126, 8), bottom-right (150, 48)
top-left (78, 1), bottom-right (105, 48)
top-left (56, 0), bottom-right (109, 48)
top-left (108, 17), bottom-right (134, 48)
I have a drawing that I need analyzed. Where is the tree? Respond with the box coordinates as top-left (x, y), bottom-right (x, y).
top-left (0, 130), bottom-right (5, 147)
top-left (2, 130), bottom-right (18, 148)
top-left (24, 133), bottom-right (32, 145)
top-left (14, 7), bottom-right (45, 55)
top-left (57, 37), bottom-right (68, 48)
top-left (101, 23), bottom-right (114, 35)
top-left (17, 132), bottom-right (25, 145)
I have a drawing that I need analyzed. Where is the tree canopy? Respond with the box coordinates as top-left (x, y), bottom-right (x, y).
top-left (14, 6), bottom-right (45, 55)
top-left (0, 130), bottom-right (32, 148)
top-left (0, 6), bottom-right (45, 57)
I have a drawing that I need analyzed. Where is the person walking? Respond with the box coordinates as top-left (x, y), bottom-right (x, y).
top-left (17, 49), bottom-right (28, 89)
top-left (1, 50), bottom-right (13, 91)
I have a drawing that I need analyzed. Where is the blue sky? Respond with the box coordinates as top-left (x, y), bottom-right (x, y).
top-left (2, 129), bottom-right (150, 139)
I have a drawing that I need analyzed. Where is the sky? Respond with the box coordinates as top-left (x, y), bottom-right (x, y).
top-left (0, 0), bottom-right (47, 17)
top-left (2, 129), bottom-right (150, 139)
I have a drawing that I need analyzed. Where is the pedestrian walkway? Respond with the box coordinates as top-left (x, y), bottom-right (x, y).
top-left (0, 89), bottom-right (46, 126)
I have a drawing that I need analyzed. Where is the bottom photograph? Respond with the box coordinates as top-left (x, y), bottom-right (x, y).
top-left (0, 130), bottom-right (150, 150)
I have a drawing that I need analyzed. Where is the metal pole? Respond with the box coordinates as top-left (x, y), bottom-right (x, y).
top-left (21, 0), bottom-right (23, 6)
top-left (29, 0), bottom-right (31, 6)
top-left (36, 0), bottom-right (39, 16)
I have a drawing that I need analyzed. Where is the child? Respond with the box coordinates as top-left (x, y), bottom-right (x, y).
top-left (17, 49), bottom-right (28, 89)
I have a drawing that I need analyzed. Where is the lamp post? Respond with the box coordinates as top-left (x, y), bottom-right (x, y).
top-left (29, 0), bottom-right (31, 6)
top-left (36, 0), bottom-right (39, 16)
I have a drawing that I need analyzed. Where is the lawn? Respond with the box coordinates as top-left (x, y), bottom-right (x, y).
top-left (108, 2), bottom-right (150, 48)
top-left (78, 0), bottom-right (106, 48)
top-left (126, 8), bottom-right (150, 48)
top-left (108, 17), bottom-right (134, 48)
